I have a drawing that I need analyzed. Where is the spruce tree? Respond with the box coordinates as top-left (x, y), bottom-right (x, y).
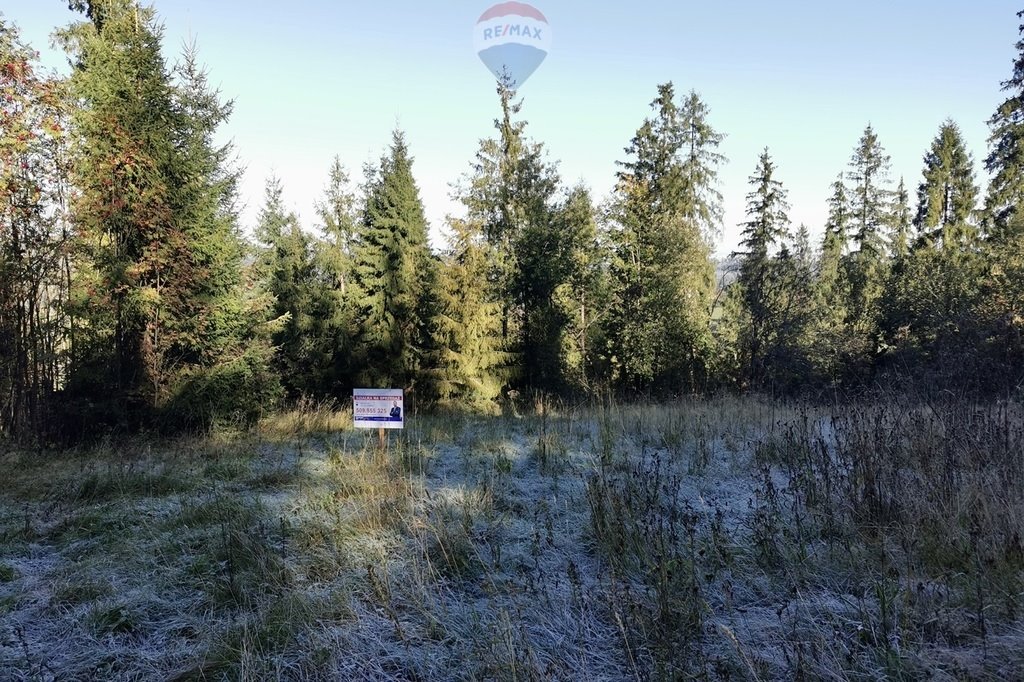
top-left (881, 119), bottom-right (981, 378)
top-left (973, 9), bottom-right (1024, 390)
top-left (60, 0), bottom-right (187, 423)
top-left (350, 130), bottom-right (437, 393)
top-left (818, 174), bottom-right (850, 308)
top-left (794, 223), bottom-right (813, 273)
top-left (985, 10), bottom-right (1024, 240)
top-left (736, 150), bottom-right (790, 280)
top-left (514, 180), bottom-right (586, 395)
top-left (916, 120), bottom-right (979, 250)
top-left (811, 176), bottom-right (855, 382)
top-left (60, 1), bottom-right (278, 429)
top-left (891, 178), bottom-right (913, 262)
top-left (315, 156), bottom-right (359, 297)
top-left (734, 149), bottom-right (791, 384)
top-left (790, 224), bottom-right (817, 374)
top-left (312, 157), bottom-right (360, 395)
top-left (605, 83), bottom-right (722, 394)
top-left (167, 47), bottom-right (247, 367)
top-left (846, 125), bottom-right (894, 331)
top-left (551, 186), bottom-right (607, 394)
top-left (158, 46), bottom-right (281, 426)
top-left (884, 124), bottom-right (983, 371)
top-left (428, 218), bottom-right (510, 411)
top-left (768, 242), bottom-right (816, 389)
top-left (255, 176), bottom-right (325, 398)
top-left (680, 90), bottom-right (727, 242)
top-left (459, 84), bottom-right (570, 395)
top-left (676, 88), bottom-right (725, 386)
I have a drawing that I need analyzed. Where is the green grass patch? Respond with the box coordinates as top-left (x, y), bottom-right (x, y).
top-left (87, 602), bottom-right (138, 636)
top-left (171, 494), bottom-right (259, 531)
top-left (247, 466), bottom-right (299, 489)
top-left (73, 467), bottom-right (195, 502)
top-left (182, 591), bottom-right (339, 678)
top-left (0, 561), bottom-right (17, 582)
top-left (202, 458), bottom-right (250, 482)
top-left (49, 505), bottom-right (140, 548)
top-left (51, 577), bottom-right (114, 606)
top-left (171, 494), bottom-right (292, 608)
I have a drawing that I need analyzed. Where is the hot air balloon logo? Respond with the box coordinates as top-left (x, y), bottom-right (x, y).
top-left (473, 2), bottom-right (551, 91)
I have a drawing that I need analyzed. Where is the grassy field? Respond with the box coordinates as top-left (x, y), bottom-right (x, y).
top-left (1, 396), bottom-right (1022, 680)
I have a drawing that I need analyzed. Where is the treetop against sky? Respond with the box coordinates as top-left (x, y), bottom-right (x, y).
top-left (8, 0), bottom-right (1014, 255)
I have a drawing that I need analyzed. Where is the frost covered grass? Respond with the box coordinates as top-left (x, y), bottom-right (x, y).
top-left (0, 395), bottom-right (1021, 679)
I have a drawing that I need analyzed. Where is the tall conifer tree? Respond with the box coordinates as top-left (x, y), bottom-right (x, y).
top-left (350, 130), bottom-right (437, 392)
top-left (158, 47), bottom-right (281, 426)
top-left (311, 157), bottom-right (360, 395)
top-left (60, 0), bottom-right (179, 421)
top-left (846, 125), bottom-right (894, 330)
top-left (428, 217), bottom-right (510, 411)
top-left (819, 174), bottom-right (850, 309)
top-left (552, 186), bottom-right (607, 394)
top-left (60, 1), bottom-right (277, 428)
top-left (985, 10), bottom-right (1024, 240)
top-left (891, 178), bottom-right (913, 262)
top-left (606, 83), bottom-right (722, 394)
top-left (916, 120), bottom-right (979, 250)
top-left (463, 85), bottom-right (565, 393)
top-left (810, 175), bottom-right (856, 381)
top-left (255, 176), bottom-right (322, 398)
top-left (734, 149), bottom-right (791, 384)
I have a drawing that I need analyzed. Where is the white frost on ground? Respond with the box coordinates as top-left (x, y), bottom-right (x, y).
top-left (2, 402), bottom-right (1018, 679)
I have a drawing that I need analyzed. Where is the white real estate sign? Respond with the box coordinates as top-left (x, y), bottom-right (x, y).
top-left (352, 388), bottom-right (404, 430)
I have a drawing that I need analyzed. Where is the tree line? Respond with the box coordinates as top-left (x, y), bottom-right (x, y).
top-left (4, 0), bottom-right (1024, 442)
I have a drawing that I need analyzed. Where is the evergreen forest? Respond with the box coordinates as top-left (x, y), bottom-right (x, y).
top-left (4, 3), bottom-right (1024, 443)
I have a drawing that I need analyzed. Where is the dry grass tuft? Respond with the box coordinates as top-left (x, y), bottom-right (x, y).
top-left (258, 398), bottom-right (352, 439)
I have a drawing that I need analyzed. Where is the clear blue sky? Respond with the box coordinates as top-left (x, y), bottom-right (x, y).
top-left (4, 1), bottom-right (1018, 256)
